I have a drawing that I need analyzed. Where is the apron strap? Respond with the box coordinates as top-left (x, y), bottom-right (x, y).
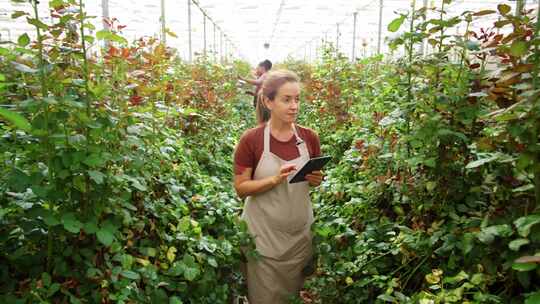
top-left (263, 122), bottom-right (271, 154)
top-left (292, 124), bottom-right (310, 159)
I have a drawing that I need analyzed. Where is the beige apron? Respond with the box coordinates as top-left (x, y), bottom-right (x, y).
top-left (241, 122), bottom-right (314, 304)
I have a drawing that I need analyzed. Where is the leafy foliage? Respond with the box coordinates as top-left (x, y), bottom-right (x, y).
top-left (284, 1), bottom-right (540, 303)
top-left (0, 1), bottom-right (255, 303)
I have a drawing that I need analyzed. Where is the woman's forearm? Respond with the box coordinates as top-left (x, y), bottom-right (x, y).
top-left (236, 176), bottom-right (279, 198)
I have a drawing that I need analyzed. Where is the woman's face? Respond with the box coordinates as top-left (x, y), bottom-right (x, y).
top-left (265, 81), bottom-right (301, 124)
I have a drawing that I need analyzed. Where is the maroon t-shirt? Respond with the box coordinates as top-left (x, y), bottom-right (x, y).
top-left (234, 124), bottom-right (321, 176)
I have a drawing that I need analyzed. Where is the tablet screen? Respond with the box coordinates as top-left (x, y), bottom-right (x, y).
top-left (288, 156), bottom-right (332, 184)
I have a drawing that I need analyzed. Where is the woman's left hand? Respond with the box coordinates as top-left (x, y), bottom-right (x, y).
top-left (306, 171), bottom-right (324, 187)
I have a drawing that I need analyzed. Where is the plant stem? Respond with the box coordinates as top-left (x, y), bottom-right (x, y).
top-left (456, 18), bottom-right (471, 83)
top-left (405, 0), bottom-right (416, 162)
top-left (402, 253), bottom-right (429, 290)
top-left (533, 0), bottom-right (540, 207)
top-left (435, 0), bottom-right (445, 85)
top-left (31, 0), bottom-right (54, 273)
top-left (78, 0), bottom-right (92, 212)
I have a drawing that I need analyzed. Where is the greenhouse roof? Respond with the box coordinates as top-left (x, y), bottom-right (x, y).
top-left (1, 0), bottom-right (538, 64)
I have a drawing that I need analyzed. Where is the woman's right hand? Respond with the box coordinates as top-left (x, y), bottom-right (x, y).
top-left (273, 164), bottom-right (297, 185)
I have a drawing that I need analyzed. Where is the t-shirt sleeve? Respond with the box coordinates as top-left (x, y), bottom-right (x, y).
top-left (310, 131), bottom-right (321, 158)
top-left (234, 131), bottom-right (255, 175)
top-left (303, 127), bottom-right (321, 158)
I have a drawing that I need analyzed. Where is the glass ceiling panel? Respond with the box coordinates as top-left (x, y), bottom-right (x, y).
top-left (1, 0), bottom-right (538, 64)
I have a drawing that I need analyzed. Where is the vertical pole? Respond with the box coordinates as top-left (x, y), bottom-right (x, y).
top-left (101, 0), bottom-right (110, 30)
top-left (225, 40), bottom-right (228, 62)
top-left (352, 12), bottom-right (358, 60)
top-left (220, 32), bottom-right (223, 63)
top-left (187, 0), bottom-right (192, 62)
top-left (377, 0), bottom-right (384, 54)
top-left (101, 0), bottom-right (110, 49)
top-left (309, 41), bottom-right (312, 62)
top-left (213, 23), bottom-right (217, 61)
top-left (203, 15), bottom-right (207, 57)
top-left (160, 0), bottom-right (166, 45)
top-left (336, 23), bottom-right (340, 51)
top-left (516, 0), bottom-right (525, 17)
top-left (421, 0), bottom-right (428, 55)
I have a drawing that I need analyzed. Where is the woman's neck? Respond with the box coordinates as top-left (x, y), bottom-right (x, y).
top-left (269, 117), bottom-right (293, 135)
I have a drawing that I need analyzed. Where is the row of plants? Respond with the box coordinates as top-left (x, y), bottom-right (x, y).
top-left (1, 0), bottom-right (255, 303)
top-left (287, 1), bottom-right (540, 303)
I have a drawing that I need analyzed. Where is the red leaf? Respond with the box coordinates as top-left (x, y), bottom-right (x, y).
top-left (107, 46), bottom-right (119, 57)
top-left (129, 95), bottom-right (143, 106)
top-left (121, 48), bottom-right (130, 59)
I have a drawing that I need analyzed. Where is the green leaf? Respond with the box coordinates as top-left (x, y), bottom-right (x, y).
top-left (167, 262), bottom-right (184, 276)
top-left (83, 219), bottom-right (99, 234)
top-left (377, 294), bottom-right (396, 302)
top-left (84, 154), bottom-right (105, 167)
top-left (470, 273), bottom-right (484, 285)
top-left (207, 257), bottom-right (218, 268)
top-left (514, 215), bottom-right (540, 237)
top-left (62, 213), bottom-right (82, 234)
top-left (497, 4), bottom-right (511, 15)
top-left (0, 107), bottom-right (31, 131)
top-left (387, 15), bottom-right (406, 32)
top-left (510, 40), bottom-right (528, 57)
top-left (47, 283), bottom-right (61, 297)
top-left (84, 23), bottom-right (96, 31)
top-left (97, 226), bottom-right (115, 246)
top-left (473, 10), bottom-right (496, 17)
top-left (494, 20), bottom-right (513, 28)
top-left (131, 179), bottom-right (147, 191)
top-left (169, 297), bottom-right (183, 304)
top-left (182, 254), bottom-right (200, 281)
top-left (0, 47), bottom-right (9, 56)
top-left (459, 233), bottom-right (474, 255)
top-left (443, 270), bottom-right (468, 285)
top-left (84, 35), bottom-right (95, 44)
top-left (512, 262), bottom-right (537, 272)
top-left (88, 170), bottom-right (106, 184)
top-left (11, 11), bottom-right (28, 19)
top-left (509, 238), bottom-right (530, 251)
top-left (26, 17), bottom-right (49, 30)
top-left (43, 211), bottom-right (60, 226)
top-left (11, 61), bottom-right (38, 74)
top-left (477, 224), bottom-right (513, 244)
top-left (96, 30), bottom-right (128, 45)
top-left (525, 291), bottom-right (540, 304)
top-left (426, 181), bottom-right (436, 192)
top-left (466, 154), bottom-right (499, 169)
top-left (140, 247), bottom-right (157, 257)
top-left (120, 270), bottom-right (140, 280)
top-left (17, 33), bottom-right (30, 47)
top-left (41, 272), bottom-right (51, 287)
top-left (513, 184), bottom-right (534, 193)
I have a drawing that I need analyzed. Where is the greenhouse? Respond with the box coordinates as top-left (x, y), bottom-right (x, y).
top-left (0, 0), bottom-right (539, 303)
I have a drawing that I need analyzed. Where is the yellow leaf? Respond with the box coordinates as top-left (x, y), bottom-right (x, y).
top-left (167, 246), bottom-right (177, 263)
top-left (136, 258), bottom-right (150, 267)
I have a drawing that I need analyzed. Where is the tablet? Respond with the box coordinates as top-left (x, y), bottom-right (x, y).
top-left (288, 156), bottom-right (332, 184)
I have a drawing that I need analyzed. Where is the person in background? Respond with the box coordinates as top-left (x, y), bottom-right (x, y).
top-left (234, 70), bottom-right (324, 303)
top-left (240, 59), bottom-right (272, 108)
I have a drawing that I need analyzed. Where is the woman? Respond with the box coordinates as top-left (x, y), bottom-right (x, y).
top-left (239, 59), bottom-right (272, 108)
top-left (233, 70), bottom-right (324, 303)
